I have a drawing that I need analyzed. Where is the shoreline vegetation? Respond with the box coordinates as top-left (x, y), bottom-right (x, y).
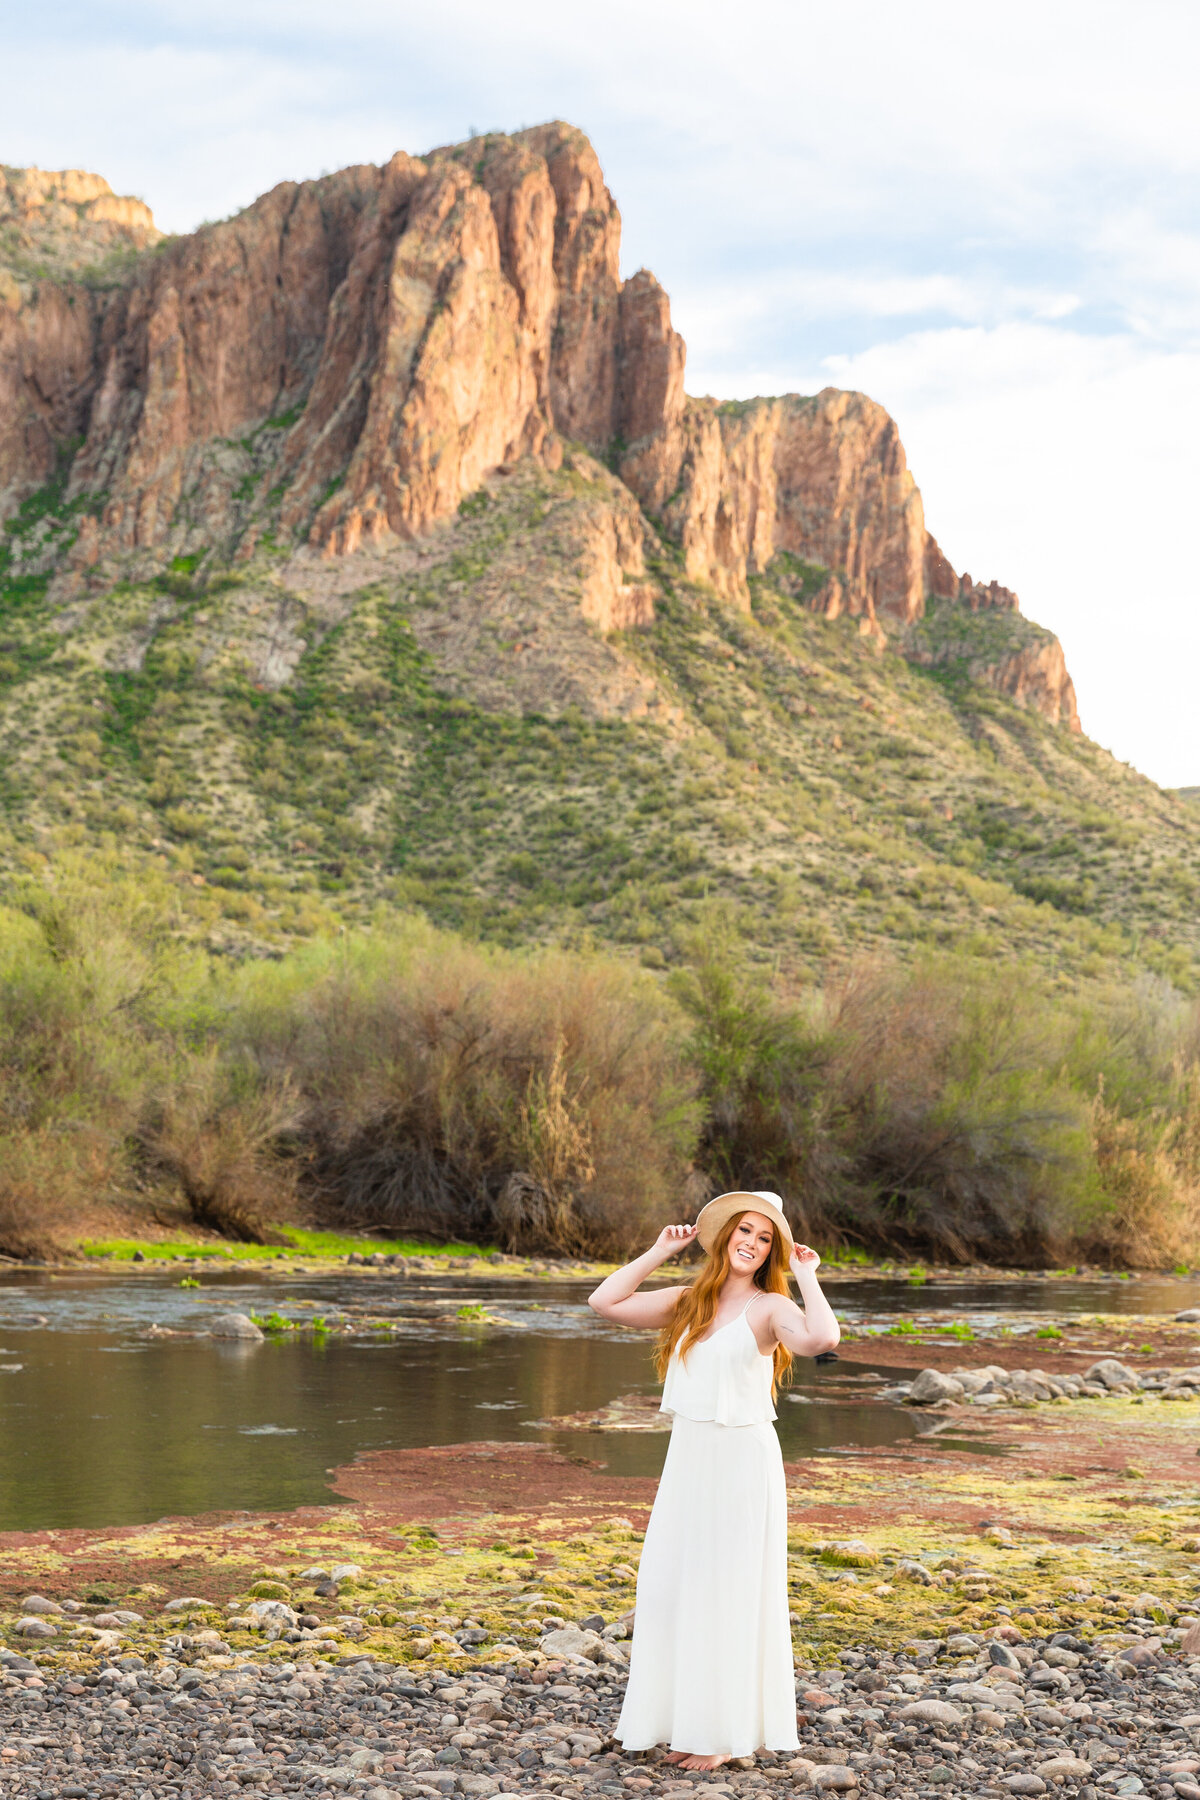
top-left (3, 1336), bottom-right (1199, 1799)
top-left (3, 857), bottom-right (1200, 1271)
top-left (2, 1365), bottom-right (1198, 1719)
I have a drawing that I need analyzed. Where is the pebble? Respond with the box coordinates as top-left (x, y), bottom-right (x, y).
top-left (0, 1620), bottom-right (1197, 1798)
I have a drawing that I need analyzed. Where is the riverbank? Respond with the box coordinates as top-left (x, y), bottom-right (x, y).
top-left (2, 1373), bottom-right (1200, 1799)
top-left (20, 1224), bottom-right (1200, 1288)
top-left (4, 1338), bottom-right (1199, 1662)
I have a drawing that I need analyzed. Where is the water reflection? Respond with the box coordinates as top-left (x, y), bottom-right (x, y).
top-left (0, 1317), bottom-right (943, 1533)
top-left (0, 1260), bottom-right (1189, 1534)
top-left (0, 1265), bottom-right (1195, 1335)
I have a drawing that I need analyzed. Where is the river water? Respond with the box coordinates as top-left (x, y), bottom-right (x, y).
top-left (0, 1267), bottom-right (1194, 1534)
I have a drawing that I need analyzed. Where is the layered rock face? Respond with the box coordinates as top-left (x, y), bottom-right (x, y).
top-left (0, 166), bottom-right (159, 282)
top-left (24, 125), bottom-right (665, 568)
top-left (0, 128), bottom-right (1079, 730)
top-left (0, 168), bottom-right (161, 512)
top-left (620, 387), bottom-right (929, 625)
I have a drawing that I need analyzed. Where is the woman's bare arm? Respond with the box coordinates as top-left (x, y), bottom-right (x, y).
top-left (763, 1245), bottom-right (840, 1357)
top-left (587, 1224), bottom-right (696, 1328)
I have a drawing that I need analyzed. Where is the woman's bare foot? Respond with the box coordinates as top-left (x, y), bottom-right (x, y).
top-left (677, 1754), bottom-right (730, 1771)
top-left (662, 1751), bottom-right (689, 1763)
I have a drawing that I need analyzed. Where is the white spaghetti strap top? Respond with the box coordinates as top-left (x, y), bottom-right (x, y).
top-left (659, 1289), bottom-right (776, 1426)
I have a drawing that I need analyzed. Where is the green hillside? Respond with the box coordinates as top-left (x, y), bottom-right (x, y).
top-left (2, 450), bottom-right (1197, 991)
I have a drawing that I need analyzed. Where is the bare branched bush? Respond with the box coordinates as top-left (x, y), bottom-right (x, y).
top-left (0, 1129), bottom-right (114, 1259)
top-left (494, 1039), bottom-right (599, 1252)
top-left (140, 1052), bottom-right (301, 1243)
top-left (1083, 1070), bottom-right (1200, 1266)
top-left (229, 924), bottom-right (700, 1256)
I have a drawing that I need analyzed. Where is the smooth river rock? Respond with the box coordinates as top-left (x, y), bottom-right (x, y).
top-left (208, 1311), bottom-right (265, 1340)
top-left (905, 1370), bottom-right (966, 1405)
top-left (897, 1698), bottom-right (965, 1726)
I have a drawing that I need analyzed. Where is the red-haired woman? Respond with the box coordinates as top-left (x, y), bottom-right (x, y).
top-left (588, 1191), bottom-right (840, 1772)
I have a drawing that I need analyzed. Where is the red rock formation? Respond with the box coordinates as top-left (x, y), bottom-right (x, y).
top-left (0, 167), bottom-right (160, 511)
top-left (0, 129), bottom-right (1080, 730)
top-left (0, 282), bottom-right (100, 509)
top-left (0, 166), bottom-right (158, 278)
top-left (978, 637), bottom-right (1080, 731)
top-left (620, 387), bottom-right (932, 628)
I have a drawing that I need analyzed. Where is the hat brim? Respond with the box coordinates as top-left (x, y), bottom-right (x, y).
top-left (693, 1191), bottom-right (795, 1259)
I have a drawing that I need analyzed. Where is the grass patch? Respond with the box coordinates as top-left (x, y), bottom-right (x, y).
top-left (78, 1227), bottom-right (493, 1262)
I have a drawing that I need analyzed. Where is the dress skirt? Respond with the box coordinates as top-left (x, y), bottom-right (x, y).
top-left (615, 1413), bottom-right (799, 1756)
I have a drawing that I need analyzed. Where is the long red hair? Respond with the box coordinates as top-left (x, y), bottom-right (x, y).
top-left (654, 1210), bottom-right (793, 1397)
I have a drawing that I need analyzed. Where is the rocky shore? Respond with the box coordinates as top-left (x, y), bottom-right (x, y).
top-left (2, 1620), bottom-right (1199, 1800)
top-left (882, 1357), bottom-right (1200, 1409)
top-left (5, 1296), bottom-right (1200, 1798)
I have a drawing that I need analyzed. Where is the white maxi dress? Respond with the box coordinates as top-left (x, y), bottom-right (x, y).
top-left (615, 1292), bottom-right (799, 1757)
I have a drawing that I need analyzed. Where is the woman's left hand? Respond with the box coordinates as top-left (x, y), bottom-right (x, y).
top-left (789, 1243), bottom-right (821, 1276)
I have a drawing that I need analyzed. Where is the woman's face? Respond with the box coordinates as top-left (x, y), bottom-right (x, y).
top-left (727, 1211), bottom-right (774, 1276)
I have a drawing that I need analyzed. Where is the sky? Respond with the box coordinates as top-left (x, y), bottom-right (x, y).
top-left (8, 0), bottom-right (1200, 786)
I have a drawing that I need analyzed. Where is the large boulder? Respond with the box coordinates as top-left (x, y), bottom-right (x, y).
top-left (208, 1313), bottom-right (265, 1341)
top-left (948, 1369), bottom-right (996, 1395)
top-left (897, 1699), bottom-right (965, 1727)
top-left (1084, 1358), bottom-right (1137, 1390)
top-left (540, 1625), bottom-right (604, 1661)
top-left (20, 1594), bottom-right (62, 1614)
top-left (904, 1369), bottom-right (965, 1405)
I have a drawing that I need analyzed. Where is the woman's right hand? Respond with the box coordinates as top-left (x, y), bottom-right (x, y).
top-left (653, 1223), bottom-right (698, 1256)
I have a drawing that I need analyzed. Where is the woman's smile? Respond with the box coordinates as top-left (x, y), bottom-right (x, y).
top-left (727, 1212), bottom-right (774, 1273)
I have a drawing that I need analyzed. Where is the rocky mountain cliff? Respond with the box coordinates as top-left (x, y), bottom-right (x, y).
top-left (0, 125), bottom-right (1076, 730)
top-left (4, 128), bottom-right (1192, 990)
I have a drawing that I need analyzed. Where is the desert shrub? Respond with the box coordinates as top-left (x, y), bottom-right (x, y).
top-left (819, 960), bottom-right (1094, 1261)
top-left (0, 856), bottom-right (192, 1255)
top-left (225, 922), bottom-right (701, 1256)
top-left (0, 1127), bottom-right (115, 1258)
top-left (1, 853), bottom-right (1198, 1267)
top-left (675, 928), bottom-right (1100, 1263)
top-left (138, 1050), bottom-right (300, 1243)
top-left (668, 918), bottom-right (839, 1240)
top-left (1081, 1080), bottom-right (1200, 1266)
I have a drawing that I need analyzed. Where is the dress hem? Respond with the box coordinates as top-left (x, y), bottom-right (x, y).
top-left (616, 1733), bottom-right (802, 1756)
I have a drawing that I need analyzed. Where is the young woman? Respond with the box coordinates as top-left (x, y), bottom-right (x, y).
top-left (588, 1191), bottom-right (840, 1772)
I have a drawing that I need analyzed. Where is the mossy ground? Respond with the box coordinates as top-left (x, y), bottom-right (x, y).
top-left (1, 460), bottom-right (1197, 987)
top-left (3, 1382), bottom-right (1198, 1674)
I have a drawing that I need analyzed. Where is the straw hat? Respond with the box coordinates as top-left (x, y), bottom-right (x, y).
top-left (693, 1190), bottom-right (795, 1258)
